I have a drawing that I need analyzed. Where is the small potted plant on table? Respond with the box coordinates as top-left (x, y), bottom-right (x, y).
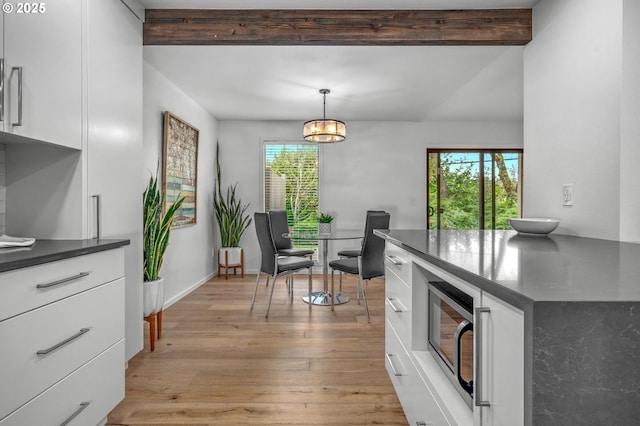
top-left (318, 212), bottom-right (334, 235)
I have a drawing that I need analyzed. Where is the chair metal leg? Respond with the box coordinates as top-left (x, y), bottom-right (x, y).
top-left (330, 269), bottom-right (335, 311)
top-left (251, 272), bottom-right (262, 309)
top-left (308, 267), bottom-right (312, 310)
top-left (361, 277), bottom-right (371, 323)
top-left (289, 273), bottom-right (294, 303)
top-left (265, 275), bottom-right (278, 318)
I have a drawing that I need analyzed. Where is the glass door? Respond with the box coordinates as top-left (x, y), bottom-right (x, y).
top-left (428, 150), bottom-right (522, 230)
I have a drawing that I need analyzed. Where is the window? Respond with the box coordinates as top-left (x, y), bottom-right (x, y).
top-left (264, 143), bottom-right (319, 256)
top-left (427, 149), bottom-right (523, 230)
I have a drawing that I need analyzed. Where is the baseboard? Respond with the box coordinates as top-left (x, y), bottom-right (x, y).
top-left (162, 272), bottom-right (216, 309)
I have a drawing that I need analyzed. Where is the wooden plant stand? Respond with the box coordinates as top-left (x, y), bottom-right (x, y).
top-left (144, 310), bottom-right (162, 352)
top-left (218, 248), bottom-right (244, 279)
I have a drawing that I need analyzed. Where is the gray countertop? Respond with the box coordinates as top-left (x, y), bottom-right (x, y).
top-left (376, 229), bottom-right (640, 307)
top-left (0, 239), bottom-right (130, 273)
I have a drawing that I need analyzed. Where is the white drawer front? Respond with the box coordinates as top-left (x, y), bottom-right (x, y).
top-left (0, 248), bottom-right (124, 322)
top-left (386, 321), bottom-right (449, 426)
top-left (385, 268), bottom-right (412, 346)
top-left (0, 340), bottom-right (124, 426)
top-left (384, 243), bottom-right (412, 285)
top-left (0, 278), bottom-right (124, 419)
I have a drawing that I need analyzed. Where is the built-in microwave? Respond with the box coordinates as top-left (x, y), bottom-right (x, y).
top-left (427, 276), bottom-right (474, 408)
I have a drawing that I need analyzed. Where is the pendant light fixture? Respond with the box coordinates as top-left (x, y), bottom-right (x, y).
top-left (303, 89), bottom-right (346, 143)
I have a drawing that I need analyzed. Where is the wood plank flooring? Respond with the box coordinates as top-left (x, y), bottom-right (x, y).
top-left (107, 274), bottom-right (408, 425)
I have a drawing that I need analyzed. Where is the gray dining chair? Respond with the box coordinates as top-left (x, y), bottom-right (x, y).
top-left (329, 212), bottom-right (390, 323)
top-left (252, 212), bottom-right (314, 318)
top-left (336, 210), bottom-right (386, 292)
top-left (268, 210), bottom-right (315, 293)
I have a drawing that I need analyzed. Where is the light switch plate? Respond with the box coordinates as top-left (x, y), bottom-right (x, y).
top-left (563, 184), bottom-right (573, 206)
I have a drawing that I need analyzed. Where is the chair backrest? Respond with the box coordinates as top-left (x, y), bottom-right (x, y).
top-left (254, 212), bottom-right (277, 275)
top-left (268, 210), bottom-right (292, 250)
top-left (360, 212), bottom-right (391, 280)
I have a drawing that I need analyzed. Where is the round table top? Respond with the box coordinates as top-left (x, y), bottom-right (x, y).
top-left (285, 229), bottom-right (363, 241)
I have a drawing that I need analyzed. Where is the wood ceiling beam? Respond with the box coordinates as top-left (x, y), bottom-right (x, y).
top-left (143, 9), bottom-right (532, 46)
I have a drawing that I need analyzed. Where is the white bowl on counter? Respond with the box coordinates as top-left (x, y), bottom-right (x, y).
top-left (508, 217), bottom-right (560, 235)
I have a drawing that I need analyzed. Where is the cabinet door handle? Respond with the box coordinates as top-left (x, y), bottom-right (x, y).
top-left (385, 353), bottom-right (403, 376)
top-left (36, 327), bottom-right (90, 355)
top-left (385, 297), bottom-right (403, 313)
top-left (11, 66), bottom-right (22, 127)
top-left (475, 307), bottom-right (491, 407)
top-left (92, 194), bottom-right (101, 239)
top-left (59, 401), bottom-right (90, 426)
top-left (0, 58), bottom-right (4, 122)
top-left (385, 255), bottom-right (403, 266)
top-left (36, 271), bottom-right (91, 289)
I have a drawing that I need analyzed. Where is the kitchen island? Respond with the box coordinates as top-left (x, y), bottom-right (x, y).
top-left (376, 229), bottom-right (640, 426)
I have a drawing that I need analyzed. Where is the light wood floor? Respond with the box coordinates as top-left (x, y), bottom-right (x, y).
top-left (107, 273), bottom-right (408, 425)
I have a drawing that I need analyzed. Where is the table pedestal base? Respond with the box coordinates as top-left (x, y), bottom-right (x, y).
top-left (303, 291), bottom-right (350, 306)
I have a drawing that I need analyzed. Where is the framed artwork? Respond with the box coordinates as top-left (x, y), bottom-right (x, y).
top-left (163, 111), bottom-right (199, 227)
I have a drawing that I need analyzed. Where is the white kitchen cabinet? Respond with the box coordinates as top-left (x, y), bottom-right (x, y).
top-left (386, 321), bottom-right (449, 426)
top-left (0, 246), bottom-right (126, 425)
top-left (384, 245), bottom-right (452, 425)
top-left (5, 0), bottom-right (144, 360)
top-left (476, 292), bottom-right (524, 426)
top-left (1, 0), bottom-right (82, 149)
top-left (85, 0), bottom-right (144, 361)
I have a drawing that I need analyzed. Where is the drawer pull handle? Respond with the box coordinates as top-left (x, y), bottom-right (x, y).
top-left (37, 328), bottom-right (90, 355)
top-left (385, 255), bottom-right (403, 266)
top-left (475, 307), bottom-right (492, 407)
top-left (416, 422), bottom-right (428, 426)
top-left (385, 297), bottom-right (403, 313)
top-left (36, 271), bottom-right (91, 289)
top-left (385, 353), bottom-right (403, 376)
top-left (59, 401), bottom-right (90, 426)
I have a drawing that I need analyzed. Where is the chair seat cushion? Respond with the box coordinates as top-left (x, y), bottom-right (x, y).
top-left (278, 248), bottom-right (315, 257)
top-left (277, 256), bottom-right (314, 272)
top-left (329, 257), bottom-right (359, 275)
top-left (337, 249), bottom-right (361, 258)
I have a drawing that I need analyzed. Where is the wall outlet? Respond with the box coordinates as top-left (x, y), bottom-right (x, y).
top-left (562, 184), bottom-right (573, 206)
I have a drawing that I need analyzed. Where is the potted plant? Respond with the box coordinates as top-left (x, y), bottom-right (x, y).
top-left (318, 212), bottom-right (334, 235)
top-left (213, 142), bottom-right (252, 273)
top-left (143, 171), bottom-right (184, 317)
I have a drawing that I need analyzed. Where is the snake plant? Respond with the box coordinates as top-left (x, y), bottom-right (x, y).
top-left (213, 142), bottom-right (252, 247)
top-left (143, 172), bottom-right (184, 282)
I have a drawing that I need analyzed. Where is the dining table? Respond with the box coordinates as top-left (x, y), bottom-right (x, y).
top-left (285, 229), bottom-right (363, 306)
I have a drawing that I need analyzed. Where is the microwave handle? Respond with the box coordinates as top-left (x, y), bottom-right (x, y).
top-left (454, 320), bottom-right (473, 395)
top-left (475, 307), bottom-right (491, 407)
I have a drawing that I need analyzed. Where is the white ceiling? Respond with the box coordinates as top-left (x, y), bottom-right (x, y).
top-left (141, 0), bottom-right (537, 122)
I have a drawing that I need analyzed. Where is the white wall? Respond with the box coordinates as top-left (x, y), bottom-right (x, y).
top-left (218, 119), bottom-right (523, 272)
top-left (144, 62), bottom-right (218, 307)
top-left (620, 0), bottom-right (640, 242)
top-left (523, 0), bottom-right (624, 240)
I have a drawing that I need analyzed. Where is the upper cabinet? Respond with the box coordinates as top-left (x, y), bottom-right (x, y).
top-left (1, 1), bottom-right (82, 149)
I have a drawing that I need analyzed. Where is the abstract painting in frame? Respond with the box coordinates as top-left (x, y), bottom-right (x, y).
top-left (163, 111), bottom-right (199, 227)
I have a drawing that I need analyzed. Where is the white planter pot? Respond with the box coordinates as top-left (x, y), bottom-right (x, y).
top-left (219, 247), bottom-right (242, 266)
top-left (143, 277), bottom-right (165, 316)
top-left (318, 223), bottom-right (332, 235)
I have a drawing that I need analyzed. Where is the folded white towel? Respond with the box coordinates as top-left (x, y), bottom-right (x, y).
top-left (0, 235), bottom-right (36, 248)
